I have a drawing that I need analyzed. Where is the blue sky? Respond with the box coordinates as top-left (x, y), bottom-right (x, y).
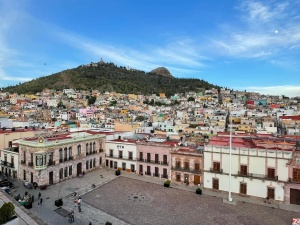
top-left (1, 0), bottom-right (300, 97)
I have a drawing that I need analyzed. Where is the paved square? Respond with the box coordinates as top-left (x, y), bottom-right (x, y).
top-left (83, 177), bottom-right (298, 225)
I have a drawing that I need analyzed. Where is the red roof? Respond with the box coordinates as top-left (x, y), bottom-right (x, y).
top-left (279, 116), bottom-right (300, 120)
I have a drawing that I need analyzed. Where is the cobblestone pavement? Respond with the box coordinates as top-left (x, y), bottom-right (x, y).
top-left (83, 176), bottom-right (299, 225)
top-left (5, 168), bottom-right (300, 225)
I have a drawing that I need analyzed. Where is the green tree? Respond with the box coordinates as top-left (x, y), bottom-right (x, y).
top-left (188, 97), bottom-right (195, 102)
top-left (0, 202), bottom-right (15, 224)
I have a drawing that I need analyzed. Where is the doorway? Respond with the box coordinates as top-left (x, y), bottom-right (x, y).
top-left (213, 178), bottom-right (219, 190)
top-left (77, 162), bottom-right (82, 176)
top-left (49, 171), bottom-right (53, 185)
top-left (30, 172), bottom-right (33, 183)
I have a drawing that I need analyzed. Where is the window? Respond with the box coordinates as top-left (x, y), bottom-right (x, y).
top-left (240, 183), bottom-right (247, 195)
top-left (147, 153), bottom-right (151, 162)
top-left (99, 156), bottom-right (102, 165)
top-left (86, 143), bottom-right (89, 152)
top-left (64, 147), bottom-right (67, 160)
top-left (110, 149), bottom-right (113, 157)
top-left (69, 147), bottom-right (72, 158)
top-left (176, 161), bottom-right (181, 168)
top-left (59, 168), bottom-right (63, 179)
top-left (77, 145), bottom-right (81, 155)
top-left (90, 159), bottom-right (92, 168)
top-left (184, 161), bottom-right (189, 170)
top-left (119, 151), bottom-right (123, 159)
top-left (293, 168), bottom-right (300, 182)
top-left (240, 165), bottom-right (247, 175)
top-left (59, 148), bottom-right (63, 159)
top-left (93, 158), bottom-right (96, 167)
top-left (163, 155), bottom-right (167, 164)
top-left (93, 142), bottom-right (96, 151)
top-left (195, 163), bottom-right (200, 172)
top-left (35, 155), bottom-right (45, 166)
top-left (129, 152), bottom-right (133, 160)
top-left (64, 167), bottom-right (68, 177)
top-left (69, 166), bottom-right (72, 176)
top-left (139, 152), bottom-right (143, 161)
top-left (267, 168), bottom-right (275, 179)
top-left (213, 162), bottom-right (220, 172)
top-left (155, 154), bottom-right (159, 163)
top-left (90, 143), bottom-right (92, 153)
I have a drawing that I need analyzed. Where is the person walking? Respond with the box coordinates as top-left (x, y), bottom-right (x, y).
top-left (38, 192), bottom-right (41, 200)
top-left (77, 197), bottom-right (82, 212)
top-left (39, 197), bottom-right (43, 207)
top-left (31, 194), bottom-right (34, 203)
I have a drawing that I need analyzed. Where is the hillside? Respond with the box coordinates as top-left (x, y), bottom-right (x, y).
top-left (2, 62), bottom-right (220, 96)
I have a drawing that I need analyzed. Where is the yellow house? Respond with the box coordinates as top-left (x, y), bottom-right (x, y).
top-left (114, 121), bottom-right (141, 132)
top-left (236, 124), bottom-right (254, 133)
top-left (128, 94), bottom-right (138, 100)
top-left (24, 94), bottom-right (37, 99)
top-left (120, 109), bottom-right (128, 114)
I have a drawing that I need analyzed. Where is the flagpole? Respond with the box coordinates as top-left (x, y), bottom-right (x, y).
top-left (228, 114), bottom-right (233, 202)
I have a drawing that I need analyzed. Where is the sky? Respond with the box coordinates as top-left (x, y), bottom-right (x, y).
top-left (1, 0), bottom-right (300, 97)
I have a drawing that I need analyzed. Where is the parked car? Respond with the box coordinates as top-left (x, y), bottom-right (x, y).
top-left (23, 181), bottom-right (33, 189)
top-left (2, 187), bottom-right (11, 195)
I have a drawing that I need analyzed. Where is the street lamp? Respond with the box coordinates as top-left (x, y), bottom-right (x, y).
top-left (228, 114), bottom-right (233, 202)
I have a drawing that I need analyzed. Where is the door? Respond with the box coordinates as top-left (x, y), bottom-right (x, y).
top-left (147, 166), bottom-right (151, 175)
top-left (213, 178), bottom-right (219, 190)
top-left (131, 164), bottom-right (135, 172)
top-left (240, 183), bottom-right (247, 195)
top-left (110, 160), bottom-right (113, 168)
top-left (77, 162), bottom-right (82, 176)
top-left (267, 187), bottom-right (275, 199)
top-left (290, 189), bottom-right (300, 205)
top-left (176, 173), bottom-right (181, 181)
top-left (30, 172), bottom-right (33, 183)
top-left (155, 167), bottom-right (159, 177)
top-left (194, 175), bottom-right (200, 185)
top-left (23, 170), bottom-right (26, 180)
top-left (163, 168), bottom-right (167, 179)
top-left (49, 171), bottom-right (53, 185)
top-left (184, 174), bottom-right (189, 183)
top-left (139, 165), bottom-right (143, 174)
top-left (106, 159), bottom-right (109, 167)
top-left (114, 162), bottom-right (117, 169)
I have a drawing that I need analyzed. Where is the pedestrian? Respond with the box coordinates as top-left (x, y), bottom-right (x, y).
top-left (89, 222), bottom-right (92, 225)
top-left (25, 191), bottom-right (28, 196)
top-left (38, 192), bottom-right (41, 200)
top-left (77, 197), bottom-right (82, 212)
top-left (39, 197), bottom-right (43, 206)
top-left (71, 211), bottom-right (74, 222)
top-left (31, 194), bottom-right (34, 203)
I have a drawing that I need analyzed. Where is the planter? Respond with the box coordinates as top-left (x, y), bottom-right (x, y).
top-left (115, 170), bottom-right (121, 176)
top-left (164, 180), bottom-right (171, 188)
top-left (196, 188), bottom-right (202, 195)
top-left (55, 198), bottom-right (63, 207)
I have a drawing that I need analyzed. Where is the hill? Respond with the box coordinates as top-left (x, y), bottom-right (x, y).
top-left (2, 61), bottom-right (220, 96)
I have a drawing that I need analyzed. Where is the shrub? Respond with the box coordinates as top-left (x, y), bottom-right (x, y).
top-left (164, 180), bottom-right (171, 187)
top-left (0, 202), bottom-right (15, 224)
top-left (196, 188), bottom-right (202, 195)
top-left (115, 170), bottom-right (121, 176)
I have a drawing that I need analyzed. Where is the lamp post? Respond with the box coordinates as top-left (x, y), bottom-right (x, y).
top-left (228, 114), bottom-right (233, 202)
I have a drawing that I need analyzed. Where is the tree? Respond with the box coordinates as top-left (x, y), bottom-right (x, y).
top-left (188, 97), bottom-right (195, 102)
top-left (0, 202), bottom-right (15, 224)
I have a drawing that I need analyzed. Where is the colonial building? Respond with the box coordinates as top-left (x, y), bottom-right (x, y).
top-left (0, 142), bottom-right (19, 178)
top-left (18, 132), bottom-right (105, 186)
top-left (171, 146), bottom-right (203, 186)
top-left (136, 139), bottom-right (175, 179)
top-left (105, 138), bottom-right (137, 172)
top-left (203, 134), bottom-right (297, 202)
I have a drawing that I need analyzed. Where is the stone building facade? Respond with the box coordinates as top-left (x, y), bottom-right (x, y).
top-left (18, 132), bottom-right (105, 186)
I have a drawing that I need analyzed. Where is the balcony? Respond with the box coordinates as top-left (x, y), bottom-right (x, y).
top-left (210, 168), bottom-right (223, 173)
top-left (145, 171), bottom-right (151, 176)
top-left (288, 178), bottom-right (300, 183)
top-left (99, 148), bottom-right (104, 153)
top-left (21, 160), bottom-right (26, 165)
top-left (28, 162), bottom-right (33, 167)
top-left (69, 156), bottom-right (74, 160)
top-left (0, 161), bottom-right (7, 166)
top-left (144, 159), bottom-right (161, 165)
top-left (238, 172), bottom-right (278, 181)
top-left (7, 162), bottom-right (14, 168)
top-left (172, 166), bottom-right (201, 174)
top-left (48, 160), bottom-right (55, 166)
top-left (161, 161), bottom-right (169, 166)
top-left (137, 158), bottom-right (144, 162)
top-left (105, 154), bottom-right (136, 161)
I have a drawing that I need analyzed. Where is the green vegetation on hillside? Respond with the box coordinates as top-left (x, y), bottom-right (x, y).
top-left (2, 62), bottom-right (220, 96)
